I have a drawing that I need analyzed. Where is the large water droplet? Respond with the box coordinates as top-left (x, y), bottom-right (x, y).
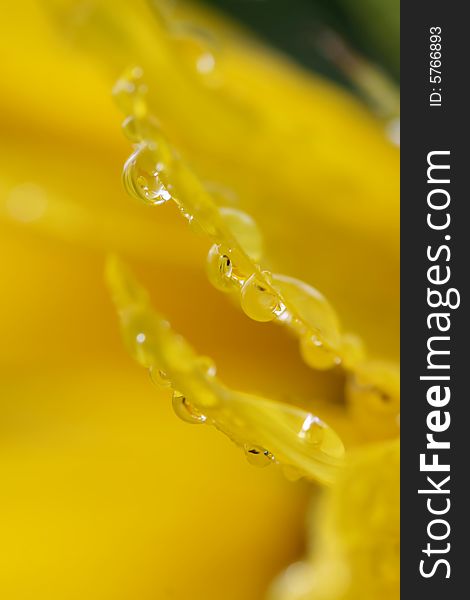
top-left (298, 414), bottom-right (344, 458)
top-left (298, 413), bottom-right (325, 445)
top-left (241, 273), bottom-right (285, 322)
top-left (123, 145), bottom-right (172, 205)
top-left (172, 391), bottom-right (207, 424)
top-left (206, 244), bottom-right (236, 291)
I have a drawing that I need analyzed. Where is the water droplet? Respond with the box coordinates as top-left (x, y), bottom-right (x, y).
top-left (298, 413), bottom-right (325, 445)
top-left (219, 207), bottom-right (263, 261)
top-left (123, 145), bottom-right (172, 205)
top-left (244, 444), bottom-right (273, 467)
top-left (241, 273), bottom-right (285, 322)
top-left (149, 365), bottom-right (172, 388)
top-left (300, 332), bottom-right (340, 370)
top-left (206, 244), bottom-right (235, 291)
top-left (113, 66), bottom-right (148, 118)
top-left (172, 391), bottom-right (207, 424)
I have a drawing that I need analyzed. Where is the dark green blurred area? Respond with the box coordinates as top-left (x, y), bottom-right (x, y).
top-left (202, 0), bottom-right (399, 83)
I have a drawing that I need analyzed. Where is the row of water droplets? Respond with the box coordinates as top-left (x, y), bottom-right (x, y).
top-left (107, 256), bottom-right (344, 481)
top-left (157, 360), bottom-right (341, 474)
top-left (114, 66), bottom-right (365, 375)
top-left (108, 255), bottom-right (219, 430)
top-left (110, 18), bottom-right (400, 428)
top-left (149, 353), bottom-right (343, 476)
top-left (114, 66), bottom-right (400, 446)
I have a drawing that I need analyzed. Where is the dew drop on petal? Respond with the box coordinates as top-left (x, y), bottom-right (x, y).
top-left (297, 412), bottom-right (345, 458)
top-left (244, 444), bottom-right (274, 467)
top-left (172, 391), bottom-right (207, 424)
top-left (206, 244), bottom-right (235, 291)
top-left (296, 413), bottom-right (343, 457)
top-left (298, 413), bottom-right (324, 445)
top-left (123, 145), bottom-right (172, 206)
top-left (240, 273), bottom-right (285, 322)
top-left (149, 365), bottom-right (172, 388)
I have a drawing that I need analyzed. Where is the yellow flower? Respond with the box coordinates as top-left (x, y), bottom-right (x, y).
top-left (0, 1), bottom-right (399, 599)
top-left (269, 440), bottom-right (399, 600)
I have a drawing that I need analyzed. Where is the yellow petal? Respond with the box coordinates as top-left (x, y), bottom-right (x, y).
top-left (106, 255), bottom-right (345, 484)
